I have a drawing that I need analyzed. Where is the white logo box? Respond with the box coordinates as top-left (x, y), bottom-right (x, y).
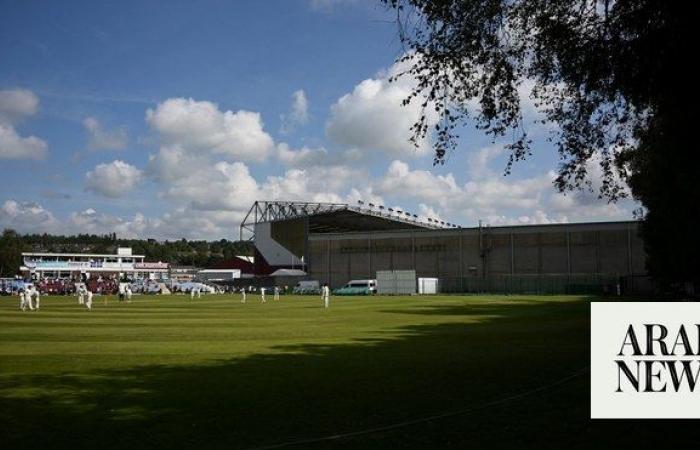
top-left (591, 302), bottom-right (700, 419)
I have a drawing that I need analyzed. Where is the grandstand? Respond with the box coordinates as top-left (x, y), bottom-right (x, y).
top-left (242, 200), bottom-right (649, 294)
top-left (20, 247), bottom-right (169, 281)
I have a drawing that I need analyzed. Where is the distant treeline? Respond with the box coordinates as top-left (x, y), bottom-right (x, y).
top-left (0, 229), bottom-right (254, 277)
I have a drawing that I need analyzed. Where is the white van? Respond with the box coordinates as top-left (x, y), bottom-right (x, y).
top-left (293, 280), bottom-right (320, 294)
top-left (335, 279), bottom-right (377, 295)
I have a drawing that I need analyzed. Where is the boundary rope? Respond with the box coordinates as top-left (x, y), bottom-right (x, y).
top-left (245, 366), bottom-right (590, 450)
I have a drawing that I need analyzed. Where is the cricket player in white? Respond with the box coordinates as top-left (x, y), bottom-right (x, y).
top-left (125, 285), bottom-right (132, 302)
top-left (27, 286), bottom-right (40, 310)
top-left (78, 285), bottom-right (93, 310)
top-left (77, 284), bottom-right (85, 305)
top-left (84, 288), bottom-right (93, 311)
top-left (260, 287), bottom-right (266, 303)
top-left (190, 286), bottom-right (201, 299)
top-left (321, 284), bottom-right (330, 308)
top-left (241, 288), bottom-right (246, 303)
top-left (19, 289), bottom-right (29, 311)
top-left (273, 286), bottom-right (280, 301)
top-left (25, 288), bottom-right (35, 311)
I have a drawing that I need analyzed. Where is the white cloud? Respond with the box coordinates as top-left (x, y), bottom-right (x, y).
top-left (0, 124), bottom-right (48, 160)
top-left (146, 145), bottom-right (199, 182)
top-left (83, 117), bottom-right (128, 150)
top-left (161, 161), bottom-right (259, 212)
top-left (62, 207), bottom-right (239, 240)
top-left (0, 200), bottom-right (59, 234)
top-left (276, 143), bottom-right (328, 167)
top-left (467, 145), bottom-right (506, 179)
top-left (261, 165), bottom-right (359, 203)
top-left (160, 158), bottom-right (363, 213)
top-left (142, 95), bottom-right (367, 237)
top-left (146, 97), bottom-right (274, 162)
top-left (418, 203), bottom-right (443, 222)
top-left (0, 198), bottom-right (236, 240)
top-left (280, 90), bottom-right (309, 133)
top-left (85, 160), bottom-right (143, 198)
top-left (378, 160), bottom-right (462, 208)
top-left (345, 187), bottom-right (384, 206)
top-left (276, 142), bottom-right (368, 169)
top-left (0, 89), bottom-right (39, 123)
top-left (326, 61), bottom-right (436, 157)
top-left (0, 80), bottom-right (635, 241)
top-left (0, 89), bottom-right (48, 160)
top-left (373, 159), bottom-right (635, 226)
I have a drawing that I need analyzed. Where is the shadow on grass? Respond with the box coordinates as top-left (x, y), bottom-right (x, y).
top-left (0, 298), bottom-right (696, 449)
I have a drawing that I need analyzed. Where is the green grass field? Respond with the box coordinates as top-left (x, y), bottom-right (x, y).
top-left (0, 294), bottom-right (694, 449)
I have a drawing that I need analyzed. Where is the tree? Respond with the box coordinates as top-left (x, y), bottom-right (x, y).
top-left (381, 0), bottom-right (695, 286)
top-left (0, 229), bottom-right (25, 277)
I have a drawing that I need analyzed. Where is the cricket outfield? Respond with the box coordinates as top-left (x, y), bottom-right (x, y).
top-left (0, 294), bottom-right (692, 449)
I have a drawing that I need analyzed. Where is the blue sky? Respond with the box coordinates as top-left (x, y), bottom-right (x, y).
top-left (0, 0), bottom-right (637, 240)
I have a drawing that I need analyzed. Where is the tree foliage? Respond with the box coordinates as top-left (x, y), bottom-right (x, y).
top-left (382, 0), bottom-right (695, 285)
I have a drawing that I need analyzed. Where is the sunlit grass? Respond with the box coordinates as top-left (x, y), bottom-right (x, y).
top-left (1, 293), bottom-right (687, 449)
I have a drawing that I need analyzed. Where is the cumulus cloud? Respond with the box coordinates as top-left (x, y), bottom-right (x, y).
top-left (0, 198), bottom-right (243, 240)
top-left (276, 142), bottom-right (368, 169)
top-left (83, 117), bottom-right (128, 150)
top-left (373, 159), bottom-right (635, 226)
top-left (142, 95), bottom-right (370, 236)
top-left (326, 61), bottom-right (436, 157)
top-left (345, 186), bottom-right (384, 206)
top-left (276, 143), bottom-right (328, 167)
top-left (159, 157), bottom-right (364, 213)
top-left (85, 160), bottom-right (143, 198)
top-left (54, 206), bottom-right (239, 240)
top-left (467, 145), bottom-right (507, 179)
top-left (146, 145), bottom-right (199, 182)
top-left (160, 161), bottom-right (259, 211)
top-left (0, 124), bottom-right (48, 160)
top-left (280, 90), bottom-right (309, 133)
top-left (146, 98), bottom-right (274, 162)
top-left (418, 203), bottom-right (443, 222)
top-left (262, 165), bottom-right (360, 203)
top-left (0, 200), bottom-right (59, 233)
top-left (0, 89), bottom-right (48, 160)
top-left (0, 89), bottom-right (39, 123)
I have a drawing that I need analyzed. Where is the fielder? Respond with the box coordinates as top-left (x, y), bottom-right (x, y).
top-left (125, 285), bottom-right (132, 302)
top-left (273, 286), bottom-right (280, 301)
top-left (23, 289), bottom-right (34, 311)
top-left (77, 285), bottom-right (85, 305)
top-left (27, 286), bottom-right (40, 310)
top-left (241, 288), bottom-right (246, 303)
top-left (190, 286), bottom-right (201, 300)
top-left (321, 283), bottom-right (330, 308)
top-left (260, 287), bottom-right (266, 303)
top-left (18, 289), bottom-right (31, 311)
top-left (78, 285), bottom-right (93, 311)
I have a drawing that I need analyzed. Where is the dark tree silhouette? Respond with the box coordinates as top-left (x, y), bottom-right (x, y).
top-left (382, 0), bottom-right (695, 287)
